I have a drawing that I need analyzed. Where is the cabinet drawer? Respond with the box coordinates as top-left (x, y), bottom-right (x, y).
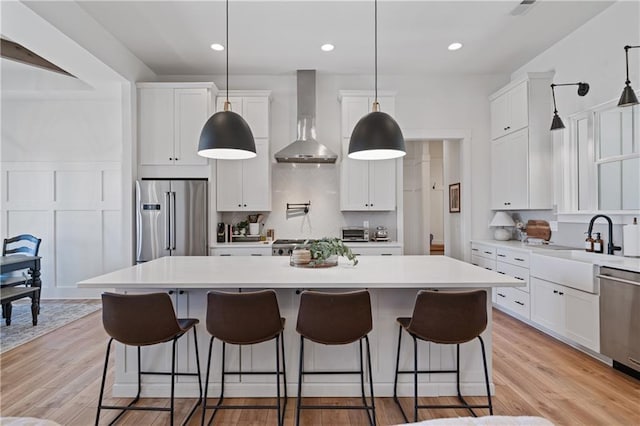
top-left (496, 248), bottom-right (530, 268)
top-left (210, 247), bottom-right (271, 256)
top-left (471, 243), bottom-right (496, 260)
top-left (496, 261), bottom-right (529, 293)
top-left (348, 247), bottom-right (402, 256)
top-left (495, 287), bottom-right (530, 319)
top-left (471, 255), bottom-right (496, 271)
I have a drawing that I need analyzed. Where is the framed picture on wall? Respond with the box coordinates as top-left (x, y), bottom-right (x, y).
top-left (449, 183), bottom-right (460, 213)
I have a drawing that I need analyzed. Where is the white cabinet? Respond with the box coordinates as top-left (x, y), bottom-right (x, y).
top-left (215, 91), bottom-right (271, 212)
top-left (346, 245), bottom-right (402, 256)
top-left (210, 246), bottom-right (271, 256)
top-left (490, 80), bottom-right (528, 140)
top-left (491, 129), bottom-right (529, 210)
top-left (339, 92), bottom-right (397, 211)
top-left (531, 277), bottom-right (600, 351)
top-left (138, 83), bottom-right (213, 166)
top-left (489, 73), bottom-right (553, 210)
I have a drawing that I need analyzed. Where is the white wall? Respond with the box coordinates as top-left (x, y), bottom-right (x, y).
top-left (508, 1), bottom-right (639, 248)
top-left (169, 72), bottom-right (507, 242)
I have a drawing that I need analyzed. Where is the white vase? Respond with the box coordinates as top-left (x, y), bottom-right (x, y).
top-left (249, 223), bottom-right (260, 235)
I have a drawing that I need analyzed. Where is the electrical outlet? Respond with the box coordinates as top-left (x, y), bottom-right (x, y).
top-left (363, 220), bottom-right (369, 229)
top-left (550, 221), bottom-right (558, 232)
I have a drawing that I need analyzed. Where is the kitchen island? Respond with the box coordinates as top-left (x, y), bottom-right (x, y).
top-left (79, 255), bottom-right (521, 399)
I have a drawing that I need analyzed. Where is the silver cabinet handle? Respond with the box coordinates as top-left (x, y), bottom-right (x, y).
top-left (170, 191), bottom-right (177, 250)
top-left (597, 274), bottom-right (639, 286)
top-left (165, 192), bottom-right (171, 250)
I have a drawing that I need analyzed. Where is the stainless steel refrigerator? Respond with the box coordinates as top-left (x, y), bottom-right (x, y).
top-left (136, 179), bottom-right (207, 263)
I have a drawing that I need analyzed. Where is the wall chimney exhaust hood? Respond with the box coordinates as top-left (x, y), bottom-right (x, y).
top-left (275, 70), bottom-right (338, 164)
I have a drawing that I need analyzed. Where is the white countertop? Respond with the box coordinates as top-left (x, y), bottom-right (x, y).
top-left (78, 255), bottom-right (521, 289)
top-left (472, 239), bottom-right (640, 273)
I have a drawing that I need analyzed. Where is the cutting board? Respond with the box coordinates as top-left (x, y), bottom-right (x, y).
top-left (526, 220), bottom-right (552, 241)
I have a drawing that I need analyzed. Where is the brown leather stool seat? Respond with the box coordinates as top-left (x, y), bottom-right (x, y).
top-left (393, 290), bottom-right (493, 422)
top-left (295, 290), bottom-right (376, 426)
top-left (202, 290), bottom-right (287, 426)
top-left (96, 292), bottom-right (202, 426)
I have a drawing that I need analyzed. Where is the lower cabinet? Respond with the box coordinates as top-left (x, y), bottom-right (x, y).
top-left (530, 277), bottom-right (600, 352)
top-left (495, 287), bottom-right (530, 319)
top-left (210, 246), bottom-right (271, 256)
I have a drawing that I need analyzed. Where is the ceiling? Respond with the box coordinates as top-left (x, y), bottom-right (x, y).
top-left (37, 1), bottom-right (614, 76)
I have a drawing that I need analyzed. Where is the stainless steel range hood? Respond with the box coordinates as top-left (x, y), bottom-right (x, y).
top-left (275, 70), bottom-right (338, 164)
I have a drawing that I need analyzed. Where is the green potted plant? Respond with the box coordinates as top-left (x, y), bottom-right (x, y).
top-left (305, 237), bottom-right (358, 266)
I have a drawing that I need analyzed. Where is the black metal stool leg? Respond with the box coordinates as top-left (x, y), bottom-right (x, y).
top-left (358, 339), bottom-right (372, 425)
top-left (170, 338), bottom-right (177, 426)
top-left (201, 336), bottom-right (214, 426)
top-left (295, 336), bottom-right (304, 426)
top-left (276, 335), bottom-right (282, 426)
top-left (392, 325), bottom-right (409, 423)
top-left (413, 335), bottom-right (419, 423)
top-left (479, 336), bottom-right (493, 415)
top-left (181, 328), bottom-right (202, 426)
top-left (95, 338), bottom-right (114, 426)
top-left (365, 335), bottom-right (376, 426)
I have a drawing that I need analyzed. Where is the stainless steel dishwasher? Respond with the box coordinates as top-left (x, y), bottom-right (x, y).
top-left (598, 267), bottom-right (640, 378)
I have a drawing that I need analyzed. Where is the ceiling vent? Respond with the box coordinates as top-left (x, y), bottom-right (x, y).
top-left (510, 0), bottom-right (537, 16)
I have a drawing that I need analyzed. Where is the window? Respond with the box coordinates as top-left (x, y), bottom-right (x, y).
top-left (572, 103), bottom-right (639, 212)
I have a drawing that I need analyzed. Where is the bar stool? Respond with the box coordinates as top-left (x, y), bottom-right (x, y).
top-left (393, 289), bottom-right (492, 422)
top-left (202, 290), bottom-right (287, 426)
top-left (295, 290), bottom-right (376, 426)
top-left (96, 292), bottom-right (202, 426)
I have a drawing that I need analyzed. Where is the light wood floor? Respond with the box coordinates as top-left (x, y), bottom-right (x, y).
top-left (1, 308), bottom-right (638, 425)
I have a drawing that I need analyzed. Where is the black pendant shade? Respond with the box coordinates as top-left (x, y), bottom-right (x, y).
top-left (550, 113), bottom-right (565, 131)
top-left (197, 0), bottom-right (256, 160)
top-left (618, 84), bottom-right (639, 107)
top-left (618, 45), bottom-right (640, 108)
top-left (348, 111), bottom-right (406, 160)
top-left (347, 0), bottom-right (405, 160)
top-left (198, 110), bottom-right (256, 160)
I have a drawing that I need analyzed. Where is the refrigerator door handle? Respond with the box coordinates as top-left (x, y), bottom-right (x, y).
top-left (165, 192), bottom-right (171, 250)
top-left (170, 191), bottom-right (177, 250)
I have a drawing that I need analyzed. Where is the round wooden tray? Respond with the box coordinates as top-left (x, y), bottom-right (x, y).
top-left (289, 259), bottom-right (338, 268)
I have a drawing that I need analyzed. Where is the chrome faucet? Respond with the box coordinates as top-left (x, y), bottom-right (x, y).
top-left (587, 214), bottom-right (622, 255)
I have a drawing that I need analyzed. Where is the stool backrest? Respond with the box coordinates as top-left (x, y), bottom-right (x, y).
top-left (102, 292), bottom-right (182, 346)
top-left (3, 234), bottom-right (41, 257)
top-left (296, 290), bottom-right (372, 345)
top-left (206, 290), bottom-right (283, 344)
top-left (408, 290), bottom-right (487, 344)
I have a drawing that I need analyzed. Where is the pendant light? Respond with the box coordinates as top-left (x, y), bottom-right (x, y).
top-left (348, 0), bottom-right (405, 160)
top-left (618, 45), bottom-right (639, 107)
top-left (198, 0), bottom-right (256, 160)
top-left (549, 82), bottom-right (590, 131)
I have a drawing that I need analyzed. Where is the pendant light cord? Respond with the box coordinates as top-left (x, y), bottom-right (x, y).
top-left (625, 45), bottom-right (640, 86)
top-left (550, 84), bottom-right (558, 114)
top-left (226, 0), bottom-right (229, 103)
top-left (374, 0), bottom-right (378, 105)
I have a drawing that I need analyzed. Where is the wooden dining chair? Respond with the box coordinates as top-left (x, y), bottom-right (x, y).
top-left (1, 234), bottom-right (42, 320)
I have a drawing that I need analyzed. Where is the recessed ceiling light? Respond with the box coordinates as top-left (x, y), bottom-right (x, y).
top-left (210, 43), bottom-right (225, 51)
top-left (448, 42), bottom-right (463, 51)
top-left (321, 44), bottom-right (335, 52)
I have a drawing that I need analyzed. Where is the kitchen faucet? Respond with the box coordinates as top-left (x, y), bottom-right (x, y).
top-left (587, 214), bottom-right (622, 255)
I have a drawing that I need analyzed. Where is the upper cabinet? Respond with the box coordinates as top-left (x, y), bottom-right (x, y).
top-left (137, 83), bottom-right (214, 166)
top-left (489, 73), bottom-right (554, 210)
top-left (490, 81), bottom-right (529, 140)
top-left (339, 91), bottom-right (398, 211)
top-left (215, 91), bottom-right (271, 212)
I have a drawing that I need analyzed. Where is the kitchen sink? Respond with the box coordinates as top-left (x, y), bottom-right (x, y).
top-left (538, 249), bottom-right (625, 263)
top-left (531, 252), bottom-right (597, 293)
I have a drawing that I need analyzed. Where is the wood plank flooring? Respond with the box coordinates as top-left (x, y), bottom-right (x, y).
top-left (1, 308), bottom-right (638, 425)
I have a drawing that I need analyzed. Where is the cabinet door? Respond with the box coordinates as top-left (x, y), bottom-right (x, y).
top-left (508, 81), bottom-right (529, 134)
top-left (369, 159), bottom-right (396, 210)
top-left (174, 88), bottom-right (209, 165)
top-left (242, 97), bottom-right (269, 138)
top-left (341, 97), bottom-right (369, 140)
top-left (531, 278), bottom-right (563, 334)
top-left (490, 93), bottom-right (509, 140)
top-left (216, 159), bottom-right (244, 211)
top-left (491, 138), bottom-right (510, 209)
top-left (340, 156), bottom-right (370, 210)
top-left (139, 88), bottom-right (175, 165)
top-left (563, 286), bottom-right (599, 351)
top-left (242, 138), bottom-right (271, 211)
top-left (508, 129), bottom-right (529, 209)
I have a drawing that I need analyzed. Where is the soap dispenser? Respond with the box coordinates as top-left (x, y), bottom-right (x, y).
top-left (584, 233), bottom-right (594, 252)
top-left (593, 232), bottom-right (604, 254)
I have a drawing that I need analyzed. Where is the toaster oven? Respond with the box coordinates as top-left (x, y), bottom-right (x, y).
top-left (341, 227), bottom-right (369, 242)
